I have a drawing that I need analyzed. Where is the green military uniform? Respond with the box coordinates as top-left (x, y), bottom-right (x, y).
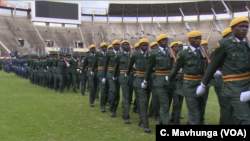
top-left (144, 47), bottom-right (174, 125)
top-left (114, 50), bottom-right (133, 121)
top-left (52, 52), bottom-right (59, 91)
top-left (56, 53), bottom-right (66, 93)
top-left (78, 53), bottom-right (87, 96)
top-left (168, 46), bottom-right (206, 125)
top-left (201, 34), bottom-right (250, 124)
top-left (47, 53), bottom-right (54, 89)
top-left (126, 50), bottom-right (150, 128)
top-left (104, 49), bottom-right (120, 116)
top-left (82, 52), bottom-right (97, 106)
top-left (92, 50), bottom-right (108, 111)
top-left (0, 60), bottom-right (2, 71)
top-left (69, 53), bottom-right (79, 93)
top-left (64, 53), bottom-right (71, 90)
top-left (34, 56), bottom-right (39, 85)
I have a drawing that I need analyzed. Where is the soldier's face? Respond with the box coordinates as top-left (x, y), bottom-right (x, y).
top-left (108, 47), bottom-right (113, 51)
top-left (140, 43), bottom-right (148, 52)
top-left (158, 38), bottom-right (168, 48)
top-left (189, 36), bottom-right (201, 48)
top-left (101, 46), bottom-right (107, 52)
top-left (122, 43), bottom-right (130, 52)
top-left (90, 48), bottom-right (96, 54)
top-left (150, 44), bottom-right (158, 50)
top-left (135, 47), bottom-right (140, 51)
top-left (113, 44), bottom-right (120, 51)
top-left (81, 56), bottom-right (85, 60)
top-left (232, 22), bottom-right (248, 39)
top-left (172, 45), bottom-right (179, 53)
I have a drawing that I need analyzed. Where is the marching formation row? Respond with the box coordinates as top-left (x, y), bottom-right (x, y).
top-left (1, 17), bottom-right (250, 133)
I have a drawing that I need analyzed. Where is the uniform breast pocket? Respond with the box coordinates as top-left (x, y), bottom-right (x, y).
top-left (185, 61), bottom-right (195, 67)
top-left (156, 57), bottom-right (163, 64)
top-left (120, 59), bottom-right (125, 64)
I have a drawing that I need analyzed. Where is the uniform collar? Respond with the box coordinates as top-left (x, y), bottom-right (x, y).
top-left (140, 50), bottom-right (147, 54)
top-left (235, 37), bottom-right (246, 42)
top-left (189, 45), bottom-right (199, 53)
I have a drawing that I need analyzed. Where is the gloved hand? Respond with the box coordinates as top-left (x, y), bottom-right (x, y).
top-left (165, 75), bottom-right (168, 81)
top-left (196, 82), bottom-right (206, 96)
top-left (134, 73), bottom-right (136, 77)
top-left (90, 71), bottom-right (94, 75)
top-left (124, 73), bottom-right (128, 77)
top-left (66, 64), bottom-right (70, 67)
top-left (102, 78), bottom-right (106, 84)
top-left (141, 80), bottom-right (147, 89)
top-left (80, 70), bottom-right (82, 74)
top-left (240, 91), bottom-right (250, 102)
top-left (47, 66), bottom-right (49, 69)
top-left (133, 64), bottom-right (136, 69)
top-left (178, 68), bottom-right (182, 73)
top-left (213, 70), bottom-right (222, 77)
top-left (112, 76), bottom-right (117, 80)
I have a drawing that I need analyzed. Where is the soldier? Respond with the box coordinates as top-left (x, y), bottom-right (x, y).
top-left (78, 53), bottom-right (87, 96)
top-left (169, 41), bottom-right (184, 125)
top-left (108, 45), bottom-right (113, 51)
top-left (168, 31), bottom-right (206, 125)
top-left (143, 34), bottom-right (174, 126)
top-left (64, 52), bottom-right (72, 91)
top-left (197, 17), bottom-right (250, 125)
top-left (56, 52), bottom-right (67, 93)
top-left (103, 40), bottom-right (121, 117)
top-left (91, 42), bottom-right (108, 112)
top-left (125, 38), bottom-right (151, 133)
top-left (52, 52), bottom-right (59, 91)
top-left (148, 41), bottom-right (160, 121)
top-left (82, 44), bottom-right (97, 107)
top-left (134, 43), bottom-right (140, 51)
top-left (198, 40), bottom-right (210, 125)
top-left (209, 28), bottom-right (234, 125)
top-left (113, 40), bottom-right (133, 124)
top-left (68, 52), bottom-right (79, 93)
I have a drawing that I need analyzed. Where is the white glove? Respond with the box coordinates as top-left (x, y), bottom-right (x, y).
top-left (80, 70), bottom-right (82, 73)
top-left (141, 80), bottom-right (147, 89)
top-left (196, 82), bottom-right (206, 96)
top-left (90, 71), bottom-right (94, 75)
top-left (240, 91), bottom-right (250, 102)
top-left (134, 73), bottom-right (136, 77)
top-left (47, 66), bottom-right (49, 69)
top-left (165, 75), bottom-right (168, 81)
top-left (124, 73), bottom-right (128, 77)
top-left (54, 67), bottom-right (56, 68)
top-left (67, 64), bottom-right (70, 67)
top-left (102, 78), bottom-right (106, 84)
top-left (112, 76), bottom-right (117, 80)
top-left (178, 68), bottom-right (182, 73)
top-left (213, 70), bottom-right (222, 77)
top-left (133, 64), bottom-right (136, 69)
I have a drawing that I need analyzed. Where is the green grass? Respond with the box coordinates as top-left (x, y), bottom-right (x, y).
top-left (0, 71), bottom-right (219, 141)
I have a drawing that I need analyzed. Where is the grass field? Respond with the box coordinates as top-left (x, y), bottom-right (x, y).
top-left (0, 71), bottom-right (220, 141)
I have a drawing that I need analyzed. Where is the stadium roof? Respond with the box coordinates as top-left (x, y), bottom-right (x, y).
top-left (108, 1), bottom-right (250, 17)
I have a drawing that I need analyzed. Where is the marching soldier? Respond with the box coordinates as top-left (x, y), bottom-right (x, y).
top-left (56, 52), bottom-right (67, 93)
top-left (168, 31), bottom-right (206, 125)
top-left (197, 17), bottom-right (250, 124)
top-left (169, 41), bottom-right (184, 125)
top-left (108, 45), bottom-right (113, 51)
top-left (143, 34), bottom-right (174, 126)
top-left (91, 42), bottom-right (108, 112)
top-left (68, 52), bottom-right (79, 93)
top-left (78, 53), bottom-right (87, 96)
top-left (113, 40), bottom-right (133, 124)
top-left (210, 28), bottom-right (234, 125)
top-left (52, 52), bottom-right (59, 91)
top-left (103, 40), bottom-right (121, 117)
top-left (64, 53), bottom-right (72, 91)
top-left (82, 44), bottom-right (98, 107)
top-left (125, 38), bottom-right (151, 133)
top-left (134, 43), bottom-right (140, 51)
top-left (148, 41), bottom-right (160, 121)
